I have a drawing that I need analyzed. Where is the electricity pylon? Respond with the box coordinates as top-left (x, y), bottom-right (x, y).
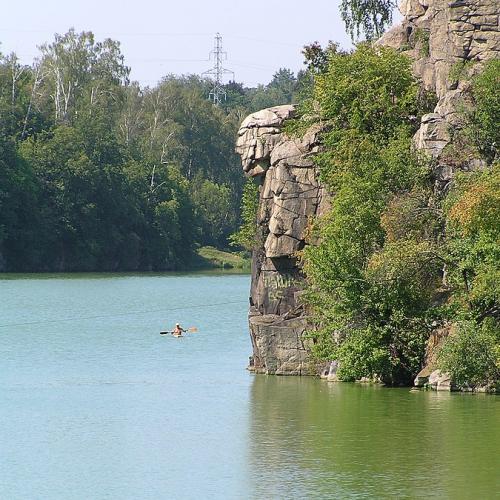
top-left (202, 33), bottom-right (234, 105)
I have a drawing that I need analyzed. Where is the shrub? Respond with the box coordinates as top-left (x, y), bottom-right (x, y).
top-left (438, 320), bottom-right (500, 388)
top-left (229, 177), bottom-right (260, 251)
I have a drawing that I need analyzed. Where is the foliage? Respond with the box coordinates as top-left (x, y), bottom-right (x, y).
top-left (190, 176), bottom-right (236, 248)
top-left (444, 165), bottom-right (500, 321)
top-left (222, 67), bottom-right (303, 112)
top-left (447, 165), bottom-right (499, 236)
top-left (413, 28), bottom-right (430, 57)
top-left (465, 59), bottom-right (500, 163)
top-left (38, 28), bottom-right (129, 124)
top-left (299, 45), bottom-right (439, 384)
top-left (340, 0), bottom-right (396, 40)
top-left (297, 48), bottom-right (499, 387)
top-left (0, 135), bottom-right (41, 266)
top-left (0, 29), bottom-right (297, 272)
top-left (438, 320), bottom-right (500, 388)
top-left (433, 74), bottom-right (500, 387)
top-left (446, 59), bottom-right (499, 165)
top-left (448, 60), bottom-right (474, 85)
top-left (301, 42), bottom-right (342, 74)
top-left (229, 177), bottom-right (260, 251)
top-left (311, 44), bottom-right (419, 139)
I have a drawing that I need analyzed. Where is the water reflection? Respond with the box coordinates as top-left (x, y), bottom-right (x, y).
top-left (248, 376), bottom-right (499, 498)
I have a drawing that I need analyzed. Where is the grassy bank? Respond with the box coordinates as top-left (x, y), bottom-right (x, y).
top-left (191, 246), bottom-right (251, 270)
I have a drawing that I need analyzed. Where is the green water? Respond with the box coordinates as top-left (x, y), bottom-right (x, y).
top-left (1, 273), bottom-right (498, 499)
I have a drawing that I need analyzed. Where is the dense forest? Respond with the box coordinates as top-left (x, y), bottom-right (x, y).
top-left (0, 29), bottom-right (304, 271)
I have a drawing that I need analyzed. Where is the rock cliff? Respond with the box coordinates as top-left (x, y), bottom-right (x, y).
top-left (236, 105), bottom-right (328, 374)
top-left (236, 0), bottom-right (498, 377)
top-left (380, 0), bottom-right (499, 164)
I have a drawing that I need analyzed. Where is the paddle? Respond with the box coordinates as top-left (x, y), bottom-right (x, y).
top-left (160, 327), bottom-right (198, 335)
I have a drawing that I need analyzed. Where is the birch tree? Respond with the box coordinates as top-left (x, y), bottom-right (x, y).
top-left (39, 29), bottom-right (129, 123)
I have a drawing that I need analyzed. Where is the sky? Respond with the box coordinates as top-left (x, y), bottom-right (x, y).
top-left (1, 0), bottom-right (355, 88)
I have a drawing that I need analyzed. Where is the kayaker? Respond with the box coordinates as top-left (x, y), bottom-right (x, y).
top-left (172, 323), bottom-right (186, 337)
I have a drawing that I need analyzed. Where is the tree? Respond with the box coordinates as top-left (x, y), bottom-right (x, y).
top-left (0, 29), bottom-right (314, 272)
top-left (298, 45), bottom-right (436, 384)
top-left (38, 29), bottom-right (129, 123)
top-left (268, 68), bottom-right (297, 103)
top-left (340, 0), bottom-right (396, 40)
top-left (190, 176), bottom-right (236, 247)
top-left (438, 320), bottom-right (499, 389)
top-left (465, 59), bottom-right (500, 163)
top-left (0, 135), bottom-right (41, 270)
top-left (229, 177), bottom-right (259, 252)
top-left (301, 41), bottom-right (341, 73)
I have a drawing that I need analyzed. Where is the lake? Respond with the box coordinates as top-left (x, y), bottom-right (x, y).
top-left (1, 273), bottom-right (498, 499)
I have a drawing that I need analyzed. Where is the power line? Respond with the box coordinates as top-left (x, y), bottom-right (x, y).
top-left (0, 28), bottom-right (212, 38)
top-left (224, 34), bottom-right (301, 48)
top-left (202, 32), bottom-right (234, 106)
top-left (0, 299), bottom-right (248, 329)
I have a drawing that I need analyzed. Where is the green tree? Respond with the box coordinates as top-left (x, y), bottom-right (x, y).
top-left (340, 0), bottom-right (396, 40)
top-left (0, 135), bottom-right (41, 270)
top-left (190, 176), bottom-right (237, 247)
top-left (465, 59), bottom-right (500, 163)
top-left (444, 164), bottom-right (499, 322)
top-left (0, 29), bottom-right (316, 272)
top-left (438, 320), bottom-right (500, 389)
top-left (230, 177), bottom-right (260, 252)
top-left (268, 68), bottom-right (297, 103)
top-left (38, 29), bottom-right (129, 124)
top-left (299, 45), bottom-right (436, 384)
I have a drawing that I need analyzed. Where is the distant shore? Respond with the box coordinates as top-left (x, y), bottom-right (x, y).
top-left (0, 246), bottom-right (251, 274)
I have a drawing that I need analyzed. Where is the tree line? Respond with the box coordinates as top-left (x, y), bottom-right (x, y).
top-left (0, 29), bottom-right (303, 271)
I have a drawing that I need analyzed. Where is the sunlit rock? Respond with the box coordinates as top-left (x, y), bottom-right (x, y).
top-left (236, 105), bottom-right (327, 375)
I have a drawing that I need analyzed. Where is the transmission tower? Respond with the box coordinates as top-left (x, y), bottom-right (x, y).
top-left (202, 33), bottom-right (234, 105)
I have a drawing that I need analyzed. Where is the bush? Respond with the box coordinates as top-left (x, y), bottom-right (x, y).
top-left (438, 320), bottom-right (500, 389)
top-left (466, 59), bottom-right (500, 163)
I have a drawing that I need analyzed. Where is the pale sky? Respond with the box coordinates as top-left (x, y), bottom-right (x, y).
top-left (1, 0), bottom-right (357, 87)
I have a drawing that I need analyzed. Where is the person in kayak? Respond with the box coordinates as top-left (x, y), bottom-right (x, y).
top-left (172, 323), bottom-right (186, 337)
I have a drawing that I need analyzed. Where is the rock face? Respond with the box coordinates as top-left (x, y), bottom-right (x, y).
top-left (379, 0), bottom-right (499, 162)
top-left (236, 0), bottom-right (498, 377)
top-left (236, 105), bottom-right (328, 374)
top-left (414, 325), bottom-right (452, 388)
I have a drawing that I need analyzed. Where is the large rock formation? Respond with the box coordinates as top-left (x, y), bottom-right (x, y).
top-left (236, 0), bottom-right (498, 378)
top-left (236, 105), bottom-right (328, 374)
top-left (379, 0), bottom-right (499, 165)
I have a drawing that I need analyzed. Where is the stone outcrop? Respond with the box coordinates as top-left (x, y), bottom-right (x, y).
top-left (236, 105), bottom-right (328, 374)
top-left (379, 0), bottom-right (499, 163)
top-left (427, 370), bottom-right (454, 391)
top-left (236, 0), bottom-right (498, 378)
top-left (414, 324), bottom-right (452, 388)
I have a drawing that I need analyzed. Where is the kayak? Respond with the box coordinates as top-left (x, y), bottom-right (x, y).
top-left (160, 331), bottom-right (183, 337)
top-left (160, 327), bottom-right (197, 336)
